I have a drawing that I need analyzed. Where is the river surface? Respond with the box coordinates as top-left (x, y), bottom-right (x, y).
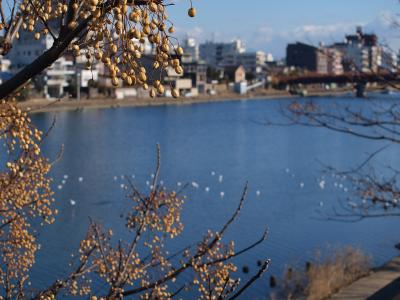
top-left (29, 94), bottom-right (400, 298)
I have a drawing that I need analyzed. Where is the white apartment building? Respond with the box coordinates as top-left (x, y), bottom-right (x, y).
top-left (331, 28), bottom-right (382, 73)
top-left (6, 30), bottom-right (74, 98)
top-left (199, 39), bottom-right (246, 66)
top-left (182, 38), bottom-right (199, 62)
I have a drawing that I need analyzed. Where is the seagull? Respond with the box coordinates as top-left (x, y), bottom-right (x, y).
top-left (256, 190), bottom-right (261, 196)
top-left (63, 175), bottom-right (68, 179)
top-left (343, 187), bottom-right (348, 193)
top-left (177, 182), bottom-right (182, 187)
top-left (146, 181), bottom-right (150, 186)
top-left (132, 174), bottom-right (135, 179)
top-left (285, 168), bottom-right (290, 173)
top-left (218, 175), bottom-right (223, 183)
top-left (319, 201), bottom-right (324, 207)
top-left (150, 173), bottom-right (155, 179)
top-left (205, 187), bottom-right (210, 192)
top-left (113, 176), bottom-right (118, 181)
top-left (61, 180), bottom-right (66, 185)
top-left (211, 171), bottom-right (216, 176)
top-left (348, 201), bottom-right (357, 208)
top-left (120, 184), bottom-right (125, 189)
top-left (319, 180), bottom-right (326, 189)
top-left (69, 199), bottom-right (76, 206)
top-left (220, 191), bottom-right (225, 198)
top-left (300, 182), bottom-right (305, 188)
top-left (78, 177), bottom-right (83, 182)
top-left (191, 182), bottom-right (199, 189)
top-left (57, 185), bottom-right (63, 190)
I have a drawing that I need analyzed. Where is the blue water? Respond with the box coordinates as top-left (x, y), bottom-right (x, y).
top-left (28, 96), bottom-right (400, 298)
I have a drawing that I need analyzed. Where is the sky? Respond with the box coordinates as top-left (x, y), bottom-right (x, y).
top-left (168, 0), bottom-right (400, 59)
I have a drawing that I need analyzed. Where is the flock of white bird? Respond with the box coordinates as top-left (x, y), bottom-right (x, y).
top-left (54, 168), bottom-right (351, 208)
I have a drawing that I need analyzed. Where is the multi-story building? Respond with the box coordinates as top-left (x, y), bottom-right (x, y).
top-left (199, 39), bottom-right (246, 66)
top-left (331, 27), bottom-right (381, 72)
top-left (325, 48), bottom-right (344, 75)
top-left (236, 51), bottom-right (268, 77)
top-left (6, 29), bottom-right (74, 98)
top-left (182, 38), bottom-right (200, 62)
top-left (182, 60), bottom-right (207, 93)
top-left (286, 42), bottom-right (328, 74)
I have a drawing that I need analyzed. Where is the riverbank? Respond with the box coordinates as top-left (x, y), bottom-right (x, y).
top-left (17, 88), bottom-right (353, 113)
top-left (329, 256), bottom-right (400, 300)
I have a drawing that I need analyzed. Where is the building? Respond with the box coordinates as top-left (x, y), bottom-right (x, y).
top-left (325, 48), bottom-right (344, 75)
top-left (0, 55), bottom-right (12, 84)
top-left (6, 29), bottom-right (74, 98)
top-left (236, 51), bottom-right (268, 78)
top-left (182, 60), bottom-right (207, 93)
top-left (224, 65), bottom-right (246, 83)
top-left (182, 38), bottom-right (200, 62)
top-left (0, 55), bottom-right (11, 72)
top-left (380, 50), bottom-right (397, 72)
top-left (286, 42), bottom-right (328, 74)
top-left (331, 27), bottom-right (382, 72)
top-left (199, 39), bottom-right (246, 66)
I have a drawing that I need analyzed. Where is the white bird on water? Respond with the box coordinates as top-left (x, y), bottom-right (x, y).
top-left (177, 182), bottom-right (182, 187)
top-left (69, 199), bottom-right (76, 206)
top-left (62, 180), bottom-right (66, 185)
top-left (300, 182), bottom-right (305, 188)
top-left (319, 180), bottom-right (326, 190)
top-left (113, 176), bottom-right (118, 181)
top-left (220, 191), bottom-right (225, 198)
top-left (78, 177), bottom-right (83, 182)
top-left (218, 175), bottom-right (223, 183)
top-left (191, 182), bottom-right (199, 189)
top-left (256, 190), bottom-right (261, 196)
top-left (205, 187), bottom-right (210, 192)
top-left (63, 175), bottom-right (69, 179)
top-left (211, 171), bottom-right (216, 176)
top-left (57, 185), bottom-right (63, 190)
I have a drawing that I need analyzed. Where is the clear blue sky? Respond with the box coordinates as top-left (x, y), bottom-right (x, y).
top-left (169, 0), bottom-right (400, 58)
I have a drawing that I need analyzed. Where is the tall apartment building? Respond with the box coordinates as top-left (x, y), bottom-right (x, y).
top-left (199, 39), bottom-right (246, 66)
top-left (331, 27), bottom-right (381, 72)
top-left (182, 38), bottom-right (200, 62)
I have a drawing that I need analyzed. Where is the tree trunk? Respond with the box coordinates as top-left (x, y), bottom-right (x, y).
top-left (0, 19), bottom-right (90, 100)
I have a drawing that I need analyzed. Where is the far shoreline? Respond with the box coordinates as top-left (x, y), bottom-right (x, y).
top-left (18, 88), bottom-right (359, 114)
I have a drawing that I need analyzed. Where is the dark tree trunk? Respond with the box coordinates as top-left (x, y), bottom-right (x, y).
top-left (0, 18), bottom-right (90, 100)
